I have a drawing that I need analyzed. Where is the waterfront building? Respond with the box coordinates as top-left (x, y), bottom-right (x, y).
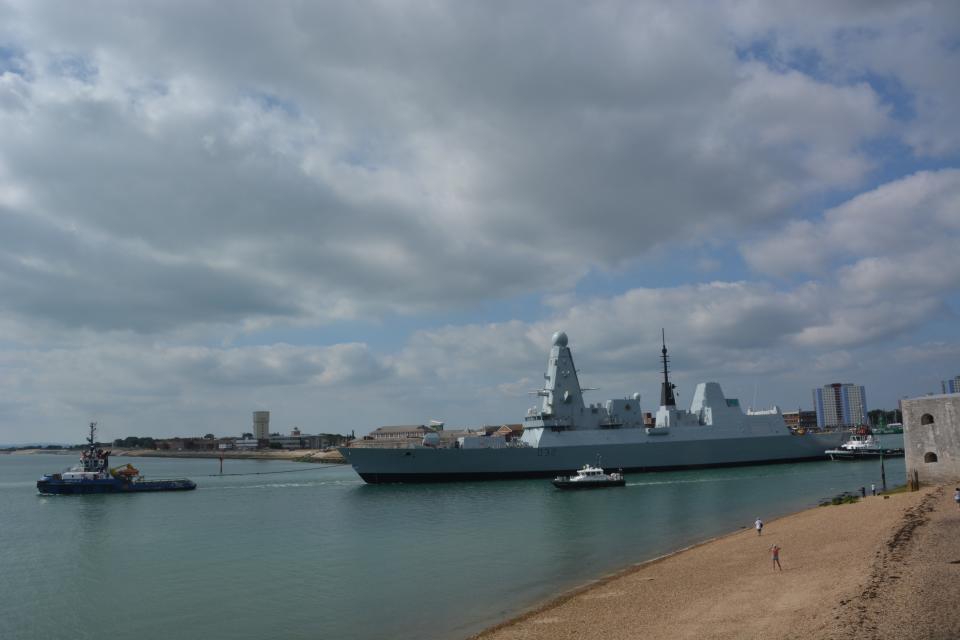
top-left (234, 438), bottom-right (259, 450)
top-left (942, 376), bottom-right (960, 395)
top-left (813, 383), bottom-right (868, 428)
top-left (369, 425), bottom-right (437, 441)
top-left (269, 434), bottom-right (304, 449)
top-left (155, 437), bottom-right (219, 451)
top-left (782, 410), bottom-right (818, 431)
top-left (253, 411), bottom-right (270, 441)
top-left (902, 392), bottom-right (960, 485)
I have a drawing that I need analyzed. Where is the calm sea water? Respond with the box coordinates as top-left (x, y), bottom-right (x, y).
top-left (1, 438), bottom-right (904, 640)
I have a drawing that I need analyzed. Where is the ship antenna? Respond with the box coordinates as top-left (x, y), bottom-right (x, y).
top-left (660, 329), bottom-right (676, 408)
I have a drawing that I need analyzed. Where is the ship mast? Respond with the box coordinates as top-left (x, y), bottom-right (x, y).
top-left (81, 421), bottom-right (108, 473)
top-left (660, 329), bottom-right (676, 408)
top-left (87, 422), bottom-right (97, 449)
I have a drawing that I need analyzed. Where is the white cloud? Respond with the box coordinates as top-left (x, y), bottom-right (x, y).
top-left (0, 1), bottom-right (903, 335)
top-left (0, 2), bottom-right (957, 441)
top-left (743, 170), bottom-right (960, 306)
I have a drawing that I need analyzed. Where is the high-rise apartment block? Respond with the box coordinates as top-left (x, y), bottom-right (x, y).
top-left (813, 383), bottom-right (868, 428)
top-left (942, 376), bottom-right (960, 395)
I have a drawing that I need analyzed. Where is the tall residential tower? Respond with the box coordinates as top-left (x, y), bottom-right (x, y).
top-left (813, 383), bottom-right (867, 428)
top-left (942, 376), bottom-right (960, 395)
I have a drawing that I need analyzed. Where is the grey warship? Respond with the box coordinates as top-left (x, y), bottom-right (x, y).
top-left (341, 332), bottom-right (845, 483)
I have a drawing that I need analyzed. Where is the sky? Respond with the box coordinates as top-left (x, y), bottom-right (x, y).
top-left (1, 1), bottom-right (959, 443)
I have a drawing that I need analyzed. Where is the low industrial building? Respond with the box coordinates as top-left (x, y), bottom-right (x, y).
top-left (902, 393), bottom-right (960, 485)
top-left (782, 410), bottom-right (818, 432)
top-left (369, 425), bottom-right (437, 440)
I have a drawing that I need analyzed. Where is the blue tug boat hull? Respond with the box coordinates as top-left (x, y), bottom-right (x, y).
top-left (37, 477), bottom-right (196, 494)
top-left (37, 423), bottom-right (197, 495)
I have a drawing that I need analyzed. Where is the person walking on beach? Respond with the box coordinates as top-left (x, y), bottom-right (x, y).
top-left (770, 544), bottom-right (782, 571)
top-left (871, 483), bottom-right (876, 496)
top-left (755, 518), bottom-right (763, 536)
top-left (954, 488), bottom-right (960, 509)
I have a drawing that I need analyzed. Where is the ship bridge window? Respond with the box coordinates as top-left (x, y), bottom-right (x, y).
top-left (924, 452), bottom-right (938, 463)
top-left (921, 413), bottom-right (935, 425)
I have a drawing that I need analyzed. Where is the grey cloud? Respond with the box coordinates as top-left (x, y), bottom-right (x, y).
top-left (0, 210), bottom-right (300, 332)
top-left (0, 1), bottom-right (910, 334)
top-left (0, 2), bottom-right (957, 441)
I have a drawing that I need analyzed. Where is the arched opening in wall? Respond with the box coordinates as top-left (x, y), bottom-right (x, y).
top-left (924, 452), bottom-right (938, 463)
top-left (921, 414), bottom-right (935, 425)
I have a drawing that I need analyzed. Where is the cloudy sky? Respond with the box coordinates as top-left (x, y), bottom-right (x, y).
top-left (1, 1), bottom-right (959, 443)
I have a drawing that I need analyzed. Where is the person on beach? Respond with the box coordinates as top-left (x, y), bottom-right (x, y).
top-left (954, 488), bottom-right (960, 509)
top-left (871, 483), bottom-right (876, 496)
top-left (770, 544), bottom-right (782, 571)
top-left (755, 518), bottom-right (763, 536)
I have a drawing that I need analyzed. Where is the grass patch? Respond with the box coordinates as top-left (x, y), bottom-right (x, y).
top-left (818, 491), bottom-right (861, 506)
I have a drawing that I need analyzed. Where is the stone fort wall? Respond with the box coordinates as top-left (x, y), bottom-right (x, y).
top-left (902, 394), bottom-right (960, 485)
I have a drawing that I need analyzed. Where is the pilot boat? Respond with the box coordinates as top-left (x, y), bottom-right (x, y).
top-left (552, 463), bottom-right (625, 489)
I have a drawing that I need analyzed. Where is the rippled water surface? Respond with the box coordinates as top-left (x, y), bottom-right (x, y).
top-left (1, 440), bottom-right (903, 640)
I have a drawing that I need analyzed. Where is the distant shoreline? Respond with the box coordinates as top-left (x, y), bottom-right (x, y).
top-left (3, 447), bottom-right (346, 463)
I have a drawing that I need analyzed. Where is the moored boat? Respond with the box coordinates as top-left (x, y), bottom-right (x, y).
top-left (825, 427), bottom-right (904, 460)
top-left (552, 464), bottom-right (625, 489)
top-left (37, 423), bottom-right (197, 494)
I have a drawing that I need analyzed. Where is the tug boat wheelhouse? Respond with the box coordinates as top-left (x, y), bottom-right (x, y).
top-left (37, 423), bottom-right (197, 495)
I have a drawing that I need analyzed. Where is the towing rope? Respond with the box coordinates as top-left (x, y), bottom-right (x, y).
top-left (197, 463), bottom-right (350, 478)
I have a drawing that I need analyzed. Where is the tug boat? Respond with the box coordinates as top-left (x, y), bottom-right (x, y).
top-left (552, 463), bottom-right (625, 489)
top-left (37, 423), bottom-right (196, 494)
top-left (825, 426), bottom-right (904, 461)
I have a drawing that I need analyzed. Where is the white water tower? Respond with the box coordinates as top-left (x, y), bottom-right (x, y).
top-left (253, 411), bottom-right (270, 440)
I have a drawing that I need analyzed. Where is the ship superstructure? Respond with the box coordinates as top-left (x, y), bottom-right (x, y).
top-left (341, 332), bottom-right (845, 483)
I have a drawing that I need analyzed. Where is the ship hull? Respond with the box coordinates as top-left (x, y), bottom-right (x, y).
top-left (341, 431), bottom-right (846, 484)
top-left (36, 478), bottom-right (197, 494)
top-left (825, 448), bottom-right (905, 461)
top-left (552, 479), bottom-right (626, 489)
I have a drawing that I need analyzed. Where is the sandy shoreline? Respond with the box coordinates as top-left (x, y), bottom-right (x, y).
top-left (473, 485), bottom-right (960, 640)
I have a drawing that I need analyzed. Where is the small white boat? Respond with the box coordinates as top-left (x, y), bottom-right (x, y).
top-left (552, 464), bottom-right (625, 489)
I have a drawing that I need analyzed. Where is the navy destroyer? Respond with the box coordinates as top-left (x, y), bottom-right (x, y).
top-left (37, 423), bottom-right (196, 494)
top-left (341, 332), bottom-right (845, 483)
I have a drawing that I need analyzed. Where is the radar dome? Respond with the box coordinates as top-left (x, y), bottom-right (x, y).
top-left (632, 392), bottom-right (641, 401)
top-left (552, 331), bottom-right (568, 347)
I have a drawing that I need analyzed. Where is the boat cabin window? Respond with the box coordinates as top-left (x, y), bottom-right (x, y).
top-left (924, 452), bottom-right (938, 463)
top-left (920, 413), bottom-right (935, 425)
